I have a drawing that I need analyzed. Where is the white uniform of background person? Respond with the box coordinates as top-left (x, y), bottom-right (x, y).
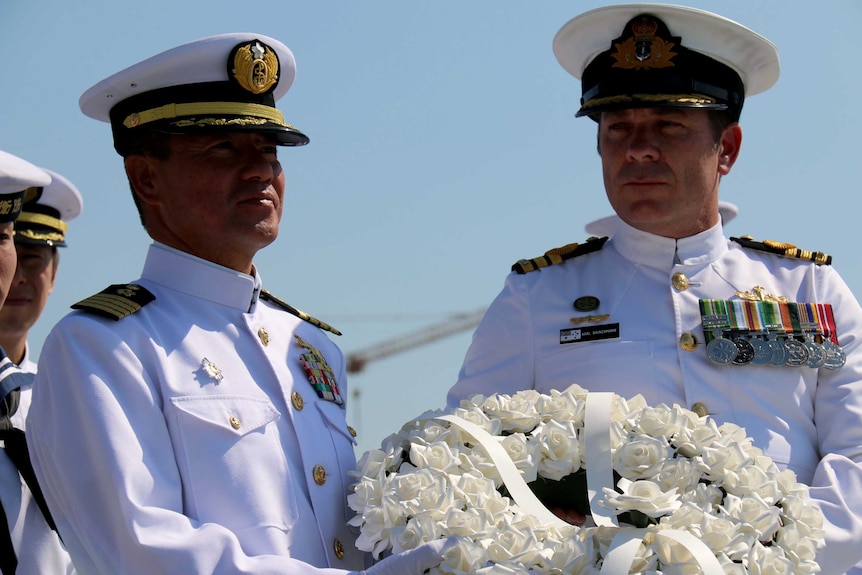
top-left (448, 5), bottom-right (862, 575)
top-left (0, 150), bottom-right (74, 574)
top-left (27, 34), bottom-right (451, 575)
top-left (4, 169), bottom-right (83, 431)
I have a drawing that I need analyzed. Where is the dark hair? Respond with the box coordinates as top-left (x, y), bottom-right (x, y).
top-left (121, 130), bottom-right (173, 227)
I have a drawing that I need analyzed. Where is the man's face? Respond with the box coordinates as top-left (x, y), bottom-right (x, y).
top-left (598, 108), bottom-right (740, 239)
top-left (0, 244), bottom-right (57, 339)
top-left (0, 223), bottom-right (18, 307)
top-left (132, 132), bottom-right (285, 273)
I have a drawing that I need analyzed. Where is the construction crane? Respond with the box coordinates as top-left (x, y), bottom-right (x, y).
top-left (345, 308), bottom-right (486, 374)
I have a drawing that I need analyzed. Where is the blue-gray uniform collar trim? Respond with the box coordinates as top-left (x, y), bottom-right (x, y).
top-left (611, 219), bottom-right (727, 271)
top-left (142, 243), bottom-right (262, 311)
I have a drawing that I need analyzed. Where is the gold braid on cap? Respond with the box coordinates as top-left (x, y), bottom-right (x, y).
top-left (582, 93), bottom-right (717, 111)
top-left (16, 212), bottom-right (67, 233)
top-left (123, 102), bottom-right (288, 129)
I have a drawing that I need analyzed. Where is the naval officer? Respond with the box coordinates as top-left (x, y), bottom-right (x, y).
top-left (0, 150), bottom-right (74, 573)
top-left (27, 34), bottom-right (451, 574)
top-left (448, 5), bottom-right (862, 574)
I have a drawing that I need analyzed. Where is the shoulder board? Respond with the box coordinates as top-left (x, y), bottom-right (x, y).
top-left (512, 236), bottom-right (608, 275)
top-left (731, 236), bottom-right (832, 266)
top-left (71, 284), bottom-right (156, 321)
top-left (259, 290), bottom-right (342, 336)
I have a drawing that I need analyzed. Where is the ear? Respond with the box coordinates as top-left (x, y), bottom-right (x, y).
top-left (717, 124), bottom-right (743, 176)
top-left (124, 155), bottom-right (162, 206)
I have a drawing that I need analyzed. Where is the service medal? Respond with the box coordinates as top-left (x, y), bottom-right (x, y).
top-left (783, 339), bottom-right (810, 367)
top-left (731, 337), bottom-right (755, 366)
top-left (706, 334), bottom-right (738, 365)
top-left (822, 341), bottom-right (847, 370)
top-left (749, 336), bottom-right (772, 366)
top-left (803, 335), bottom-right (827, 368)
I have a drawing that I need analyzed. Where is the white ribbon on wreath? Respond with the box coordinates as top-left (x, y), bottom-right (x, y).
top-left (438, 392), bottom-right (724, 575)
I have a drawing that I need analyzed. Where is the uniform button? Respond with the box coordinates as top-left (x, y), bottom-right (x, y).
top-left (313, 465), bottom-right (327, 485)
top-left (672, 273), bottom-right (689, 291)
top-left (333, 538), bottom-right (345, 560)
top-left (291, 391), bottom-right (304, 411)
top-left (347, 425), bottom-right (357, 438)
top-left (680, 332), bottom-right (697, 352)
top-left (691, 402), bottom-right (709, 417)
top-left (257, 327), bottom-right (270, 346)
top-left (229, 416), bottom-right (241, 430)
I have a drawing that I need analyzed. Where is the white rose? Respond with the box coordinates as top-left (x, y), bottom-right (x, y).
top-left (700, 514), bottom-right (753, 560)
top-left (485, 521), bottom-right (535, 563)
top-left (716, 552), bottom-right (749, 575)
top-left (679, 482), bottom-right (724, 509)
top-left (675, 419), bottom-right (723, 458)
top-left (537, 388), bottom-right (585, 426)
top-left (699, 441), bottom-right (752, 481)
top-left (353, 447), bottom-right (402, 481)
top-left (499, 433), bottom-right (540, 483)
top-left (411, 439), bottom-right (461, 473)
top-left (459, 447), bottom-right (502, 485)
top-left (775, 469), bottom-right (808, 498)
top-left (390, 515), bottom-right (440, 554)
top-left (722, 492), bottom-right (780, 540)
top-left (452, 406), bottom-right (503, 436)
top-left (549, 534), bottom-right (597, 574)
top-left (654, 457), bottom-right (701, 493)
top-left (660, 501), bottom-right (705, 531)
top-left (348, 476), bottom-right (383, 512)
top-left (451, 470), bottom-right (499, 509)
top-left (635, 404), bottom-right (690, 440)
top-left (483, 389), bottom-right (543, 433)
top-left (746, 542), bottom-right (795, 575)
top-left (443, 507), bottom-right (488, 537)
top-left (414, 473), bottom-right (455, 520)
top-left (474, 563), bottom-right (531, 575)
top-left (533, 419), bottom-right (580, 481)
top-left (602, 478), bottom-right (681, 518)
top-left (390, 466), bottom-right (435, 503)
top-left (438, 536), bottom-right (487, 575)
top-left (614, 434), bottom-right (674, 480)
top-left (723, 463), bottom-right (781, 505)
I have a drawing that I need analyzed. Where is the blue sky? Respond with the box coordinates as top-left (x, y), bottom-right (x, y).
top-left (1, 1), bottom-right (859, 454)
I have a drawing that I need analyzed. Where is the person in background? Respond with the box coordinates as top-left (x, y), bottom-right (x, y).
top-left (0, 150), bottom-right (74, 574)
top-left (448, 5), bottom-right (862, 574)
top-left (26, 34), bottom-right (451, 574)
top-left (0, 170), bottom-right (83, 435)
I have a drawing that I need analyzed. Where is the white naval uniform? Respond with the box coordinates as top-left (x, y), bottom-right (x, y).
top-left (27, 243), bottom-right (367, 574)
top-left (0, 344), bottom-right (75, 574)
top-left (448, 220), bottom-right (862, 575)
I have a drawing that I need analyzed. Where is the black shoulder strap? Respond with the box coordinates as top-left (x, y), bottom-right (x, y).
top-left (71, 283), bottom-right (156, 320)
top-left (259, 290), bottom-right (342, 336)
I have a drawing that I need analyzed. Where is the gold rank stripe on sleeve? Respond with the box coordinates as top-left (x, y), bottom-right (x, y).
top-left (512, 236), bottom-right (609, 275)
top-left (259, 290), bottom-right (342, 336)
top-left (71, 284), bottom-right (156, 321)
top-left (731, 236), bottom-right (832, 265)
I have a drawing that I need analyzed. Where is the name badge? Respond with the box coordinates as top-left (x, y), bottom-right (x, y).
top-left (560, 323), bottom-right (620, 344)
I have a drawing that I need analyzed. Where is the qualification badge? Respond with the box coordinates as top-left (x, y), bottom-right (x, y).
top-left (294, 335), bottom-right (345, 405)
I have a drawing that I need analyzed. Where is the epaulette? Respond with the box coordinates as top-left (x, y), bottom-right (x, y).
top-left (259, 290), bottom-right (342, 336)
top-left (512, 236), bottom-right (608, 275)
top-left (71, 284), bottom-right (156, 321)
top-left (731, 236), bottom-right (832, 266)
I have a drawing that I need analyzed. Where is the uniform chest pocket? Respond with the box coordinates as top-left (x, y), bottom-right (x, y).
top-left (166, 395), bottom-right (298, 532)
top-left (536, 340), bottom-right (658, 395)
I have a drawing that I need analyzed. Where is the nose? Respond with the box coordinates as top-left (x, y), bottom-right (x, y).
top-left (239, 146), bottom-right (279, 183)
top-left (626, 126), bottom-right (660, 163)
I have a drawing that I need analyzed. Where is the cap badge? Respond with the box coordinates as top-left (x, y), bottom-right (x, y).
top-left (612, 17), bottom-right (677, 70)
top-left (231, 40), bottom-right (279, 95)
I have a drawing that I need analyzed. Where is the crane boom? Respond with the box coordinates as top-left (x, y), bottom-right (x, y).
top-left (345, 308), bottom-right (486, 373)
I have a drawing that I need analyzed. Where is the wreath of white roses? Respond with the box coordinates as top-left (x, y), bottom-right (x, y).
top-left (348, 384), bottom-right (825, 575)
